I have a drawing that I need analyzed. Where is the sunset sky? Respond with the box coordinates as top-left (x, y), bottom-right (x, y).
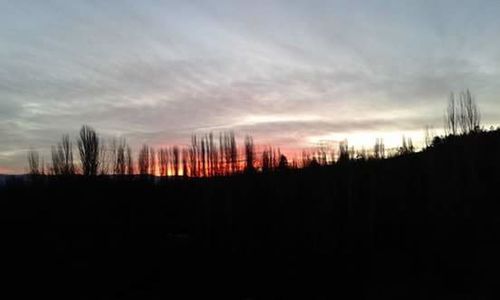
top-left (1, 0), bottom-right (500, 173)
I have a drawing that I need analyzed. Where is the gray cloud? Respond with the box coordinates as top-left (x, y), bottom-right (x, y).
top-left (1, 0), bottom-right (500, 173)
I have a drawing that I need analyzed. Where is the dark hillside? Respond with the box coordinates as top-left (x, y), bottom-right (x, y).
top-left (2, 130), bottom-right (500, 299)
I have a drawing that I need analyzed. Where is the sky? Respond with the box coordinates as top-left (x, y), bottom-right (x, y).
top-left (1, 0), bottom-right (500, 173)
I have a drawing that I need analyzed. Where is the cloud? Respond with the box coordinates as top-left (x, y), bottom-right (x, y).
top-left (1, 1), bottom-right (500, 173)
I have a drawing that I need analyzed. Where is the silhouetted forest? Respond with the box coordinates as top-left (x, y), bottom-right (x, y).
top-left (2, 92), bottom-right (500, 298)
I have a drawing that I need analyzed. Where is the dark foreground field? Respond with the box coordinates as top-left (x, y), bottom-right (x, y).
top-left (2, 130), bottom-right (500, 299)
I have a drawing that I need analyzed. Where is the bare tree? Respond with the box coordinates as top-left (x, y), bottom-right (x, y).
top-left (244, 135), bottom-right (255, 173)
top-left (51, 134), bottom-right (75, 175)
top-left (27, 150), bottom-right (40, 175)
top-left (61, 135), bottom-right (75, 174)
top-left (356, 147), bottom-right (368, 161)
top-left (201, 138), bottom-right (207, 176)
top-left (99, 142), bottom-right (109, 175)
top-left (424, 125), bottom-right (434, 148)
top-left (219, 133), bottom-right (225, 175)
top-left (172, 146), bottom-right (180, 177)
top-left (338, 140), bottom-right (350, 163)
top-left (41, 158), bottom-right (46, 175)
top-left (261, 146), bottom-right (278, 171)
top-left (109, 137), bottom-right (127, 175)
top-left (116, 139), bottom-right (127, 175)
top-left (458, 89), bottom-right (481, 134)
top-left (271, 148), bottom-right (278, 169)
top-left (182, 148), bottom-right (189, 177)
top-left (231, 132), bottom-right (238, 173)
top-left (223, 131), bottom-right (238, 174)
top-left (51, 146), bottom-right (62, 175)
top-left (262, 148), bottom-right (272, 172)
top-left (208, 133), bottom-right (216, 176)
top-left (138, 144), bottom-right (150, 176)
top-left (445, 90), bottom-right (481, 135)
top-left (108, 138), bottom-right (117, 174)
top-left (373, 138), bottom-right (385, 159)
top-left (190, 135), bottom-right (198, 177)
top-left (149, 147), bottom-right (156, 176)
top-left (77, 126), bottom-right (100, 176)
top-left (159, 148), bottom-right (169, 177)
top-left (445, 92), bottom-right (458, 136)
top-left (126, 146), bottom-right (134, 175)
top-left (398, 136), bottom-right (414, 156)
top-left (317, 145), bottom-right (327, 165)
top-left (301, 150), bottom-right (311, 168)
top-left (278, 154), bottom-right (288, 170)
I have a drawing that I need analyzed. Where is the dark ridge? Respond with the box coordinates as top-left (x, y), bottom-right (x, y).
top-left (2, 129), bottom-right (500, 298)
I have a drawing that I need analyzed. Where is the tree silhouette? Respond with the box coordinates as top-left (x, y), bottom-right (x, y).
top-left (149, 147), bottom-right (157, 176)
top-left (112, 138), bottom-right (127, 175)
top-left (374, 138), bottom-right (385, 159)
top-left (458, 89), bottom-right (481, 134)
top-left (190, 135), bottom-right (198, 177)
top-left (51, 134), bottom-right (75, 175)
top-left (262, 147), bottom-right (278, 171)
top-left (126, 146), bottom-right (134, 175)
top-left (172, 146), bottom-right (180, 177)
top-left (27, 149), bottom-right (40, 176)
top-left (278, 154), bottom-right (288, 170)
top-left (51, 146), bottom-right (62, 175)
top-left (338, 140), bottom-right (350, 163)
top-left (445, 92), bottom-right (458, 136)
top-left (219, 133), bottom-right (225, 175)
top-left (229, 132), bottom-right (238, 173)
top-left (208, 133), bottom-right (217, 176)
top-left (424, 126), bottom-right (434, 148)
top-left (23, 124), bottom-right (488, 179)
top-left (244, 135), bottom-right (256, 173)
top-left (301, 150), bottom-right (311, 168)
top-left (201, 138), bottom-right (207, 177)
top-left (182, 148), bottom-right (189, 177)
top-left (356, 147), bottom-right (368, 161)
top-left (398, 136), bottom-right (414, 156)
top-left (445, 89), bottom-right (481, 136)
top-left (77, 126), bottom-right (100, 176)
top-left (159, 148), bottom-right (169, 177)
top-left (138, 144), bottom-right (150, 176)
top-left (98, 141), bottom-right (109, 175)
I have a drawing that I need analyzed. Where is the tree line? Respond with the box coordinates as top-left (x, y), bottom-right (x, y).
top-left (27, 127), bottom-right (262, 177)
top-left (26, 89), bottom-right (485, 177)
top-left (26, 127), bottom-right (409, 177)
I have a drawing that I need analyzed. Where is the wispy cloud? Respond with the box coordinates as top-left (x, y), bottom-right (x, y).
top-left (1, 0), bottom-right (500, 172)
